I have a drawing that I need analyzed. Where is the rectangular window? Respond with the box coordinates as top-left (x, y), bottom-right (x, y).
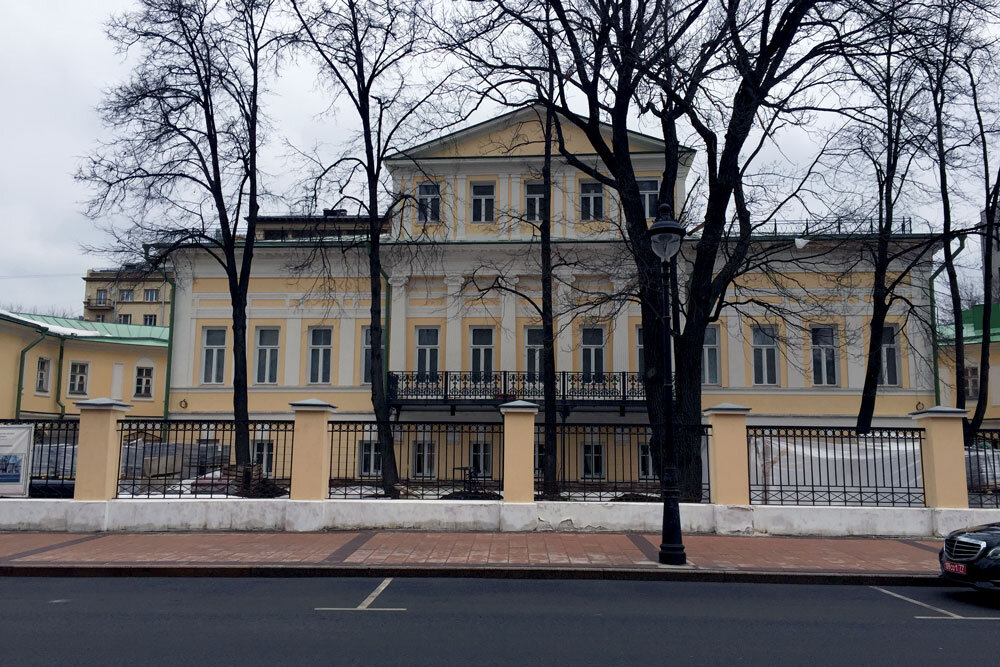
top-left (358, 441), bottom-right (382, 477)
top-left (309, 327), bottom-right (333, 384)
top-left (581, 327), bottom-right (605, 382)
top-left (878, 325), bottom-right (900, 386)
top-left (470, 442), bottom-right (493, 479)
top-left (412, 441), bottom-right (436, 478)
top-left (534, 440), bottom-right (543, 476)
top-left (68, 362), bottom-right (89, 396)
top-left (202, 328), bottom-right (226, 384)
top-left (525, 326), bottom-right (543, 381)
top-left (637, 179), bottom-right (659, 219)
top-left (361, 326), bottom-right (373, 384)
top-left (703, 325), bottom-right (720, 385)
top-left (964, 364), bottom-right (980, 398)
top-left (95, 314), bottom-right (105, 323)
top-left (639, 442), bottom-right (654, 480)
top-left (811, 326), bottom-right (839, 386)
top-left (143, 314), bottom-right (157, 326)
top-left (134, 366), bottom-right (153, 398)
top-left (470, 327), bottom-right (494, 382)
top-left (471, 183), bottom-right (495, 223)
top-left (580, 182), bottom-right (604, 221)
top-left (582, 442), bottom-right (605, 480)
top-left (255, 328), bottom-right (280, 384)
top-left (253, 440), bottom-right (274, 475)
top-left (96, 289), bottom-right (108, 305)
top-left (35, 358), bottom-right (51, 394)
top-left (118, 314), bottom-right (132, 325)
top-left (417, 183), bottom-right (441, 223)
top-left (144, 288), bottom-right (159, 302)
top-left (416, 327), bottom-right (439, 381)
top-left (525, 182), bottom-right (547, 222)
top-left (751, 325), bottom-right (779, 386)
top-left (118, 289), bottom-right (133, 303)
top-left (637, 327), bottom-right (644, 375)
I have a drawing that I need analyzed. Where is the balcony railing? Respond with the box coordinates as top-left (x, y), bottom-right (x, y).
top-left (83, 298), bottom-right (114, 309)
top-left (388, 371), bottom-right (647, 405)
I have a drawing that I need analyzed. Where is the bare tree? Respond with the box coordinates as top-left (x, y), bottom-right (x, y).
top-left (78, 0), bottom-right (285, 474)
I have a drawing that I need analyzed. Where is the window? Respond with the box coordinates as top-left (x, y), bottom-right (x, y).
top-left (417, 183), bottom-right (441, 223)
top-left (702, 325), bottom-right (721, 385)
top-left (118, 289), bottom-right (133, 302)
top-left (361, 326), bottom-right (373, 384)
top-left (68, 362), bottom-right (89, 396)
top-left (470, 442), bottom-right (493, 478)
top-left (525, 182), bottom-right (547, 221)
top-left (202, 328), bottom-right (226, 384)
top-left (144, 288), bottom-right (159, 302)
top-left (525, 327), bottom-right (543, 381)
top-left (471, 183), bottom-right (495, 222)
top-left (309, 328), bottom-right (333, 384)
top-left (255, 328), bottom-right (280, 384)
top-left (118, 314), bottom-right (132, 325)
top-left (416, 327), bottom-right (439, 380)
top-left (580, 182), bottom-right (604, 221)
top-left (878, 325), bottom-right (900, 386)
top-left (134, 366), bottom-right (154, 398)
top-left (35, 358), bottom-right (51, 394)
top-left (964, 364), bottom-right (981, 398)
top-left (637, 327), bottom-right (645, 375)
top-left (582, 442), bottom-right (605, 479)
top-left (534, 440), bottom-right (543, 476)
top-left (96, 289), bottom-right (108, 305)
top-left (143, 314), bottom-right (157, 326)
top-left (811, 326), bottom-right (838, 386)
top-left (358, 441), bottom-right (382, 477)
top-left (253, 440), bottom-right (274, 475)
top-left (639, 442), bottom-right (654, 480)
top-left (637, 179), bottom-right (659, 219)
top-left (470, 327), bottom-right (494, 381)
top-left (412, 441), bottom-right (436, 478)
top-left (581, 327), bottom-right (605, 382)
top-left (94, 314), bottom-right (105, 323)
top-left (751, 325), bottom-right (779, 386)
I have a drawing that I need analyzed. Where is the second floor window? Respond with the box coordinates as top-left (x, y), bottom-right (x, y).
top-left (470, 327), bottom-right (494, 381)
top-left (118, 289), bottom-right (133, 302)
top-left (964, 364), bottom-right (980, 398)
top-left (417, 183), bottom-right (441, 223)
top-left (118, 314), bottom-right (131, 325)
top-left (811, 326), bottom-right (838, 386)
top-left (255, 328), bottom-right (279, 384)
top-left (96, 289), bottom-right (108, 305)
top-left (362, 326), bottom-right (373, 384)
top-left (202, 328), bottom-right (226, 384)
top-left (752, 325), bottom-right (779, 386)
top-left (143, 314), bottom-right (157, 326)
top-left (703, 325), bottom-right (720, 385)
top-left (581, 327), bottom-right (605, 381)
top-left (36, 358), bottom-right (50, 393)
top-left (134, 366), bottom-right (153, 398)
top-left (144, 288), bottom-right (159, 302)
top-left (525, 182), bottom-right (547, 221)
top-left (95, 314), bottom-right (105, 323)
top-left (471, 183), bottom-right (495, 222)
top-left (309, 327), bottom-right (333, 384)
top-left (416, 327), bottom-right (439, 380)
top-left (68, 362), bottom-right (89, 396)
top-left (637, 327), bottom-right (644, 375)
top-left (637, 179), bottom-right (659, 218)
top-left (580, 182), bottom-right (604, 220)
top-left (878, 325), bottom-right (900, 386)
top-left (525, 327), bottom-right (543, 381)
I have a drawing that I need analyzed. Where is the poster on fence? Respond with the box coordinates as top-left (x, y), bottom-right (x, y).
top-left (0, 424), bottom-right (34, 497)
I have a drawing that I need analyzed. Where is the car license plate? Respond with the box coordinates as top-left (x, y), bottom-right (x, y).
top-left (944, 561), bottom-right (967, 575)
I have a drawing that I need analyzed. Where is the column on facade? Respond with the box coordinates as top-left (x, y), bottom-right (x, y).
top-left (388, 275), bottom-right (408, 372)
top-left (444, 274), bottom-right (465, 372)
top-left (508, 174), bottom-right (520, 239)
top-left (454, 175), bottom-right (467, 240)
top-left (500, 277), bottom-right (518, 372)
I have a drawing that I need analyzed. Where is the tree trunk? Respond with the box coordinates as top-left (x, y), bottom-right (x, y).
top-left (230, 290), bottom-right (251, 466)
top-left (368, 230), bottom-right (399, 496)
top-left (540, 103), bottom-right (559, 496)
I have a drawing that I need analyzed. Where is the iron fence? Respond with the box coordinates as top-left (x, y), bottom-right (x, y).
top-left (533, 423), bottom-right (710, 502)
top-left (968, 430), bottom-right (1000, 508)
top-left (328, 421), bottom-right (503, 499)
top-left (117, 420), bottom-right (293, 498)
top-left (0, 419), bottom-right (79, 498)
top-left (747, 426), bottom-right (925, 507)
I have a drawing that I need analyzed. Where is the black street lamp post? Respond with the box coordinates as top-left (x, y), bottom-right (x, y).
top-left (647, 206), bottom-right (687, 566)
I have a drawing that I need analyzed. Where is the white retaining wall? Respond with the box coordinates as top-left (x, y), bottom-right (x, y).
top-left (0, 500), bottom-right (998, 537)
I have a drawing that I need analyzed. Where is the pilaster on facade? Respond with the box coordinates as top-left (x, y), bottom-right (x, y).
top-left (388, 274), bottom-right (409, 372)
top-left (454, 175), bottom-right (467, 240)
top-left (553, 270), bottom-right (575, 373)
top-left (338, 318), bottom-right (356, 386)
top-left (444, 274), bottom-right (465, 371)
top-left (611, 282), bottom-right (630, 374)
top-left (500, 277), bottom-right (519, 371)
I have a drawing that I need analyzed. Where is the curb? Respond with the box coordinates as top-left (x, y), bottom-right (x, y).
top-left (0, 563), bottom-right (948, 586)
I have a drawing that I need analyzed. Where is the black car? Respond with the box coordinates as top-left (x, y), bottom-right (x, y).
top-left (940, 523), bottom-right (1000, 591)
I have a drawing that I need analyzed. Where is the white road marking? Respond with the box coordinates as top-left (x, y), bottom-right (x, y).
top-left (48, 599), bottom-right (70, 604)
top-left (315, 578), bottom-right (406, 612)
top-left (870, 586), bottom-right (1000, 620)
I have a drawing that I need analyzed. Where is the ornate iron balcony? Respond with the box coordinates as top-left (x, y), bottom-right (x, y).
top-left (387, 371), bottom-right (647, 405)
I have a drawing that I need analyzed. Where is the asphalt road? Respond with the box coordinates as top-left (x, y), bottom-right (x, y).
top-left (2, 577), bottom-right (999, 666)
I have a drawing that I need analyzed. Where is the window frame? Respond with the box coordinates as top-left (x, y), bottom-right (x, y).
top-left (412, 440), bottom-right (436, 478)
top-left (878, 325), bottom-right (901, 387)
top-left (581, 441), bottom-right (605, 480)
top-left (524, 182), bottom-right (547, 222)
top-left (810, 325), bottom-right (839, 387)
top-left (415, 327), bottom-right (440, 381)
top-left (964, 363), bottom-right (981, 398)
top-left (470, 442), bottom-right (493, 479)
top-left (68, 361), bottom-right (89, 396)
top-left (254, 327), bottom-right (280, 385)
top-left (637, 327), bottom-right (645, 376)
top-left (470, 182), bottom-right (496, 223)
top-left (253, 440), bottom-right (274, 475)
top-left (638, 441), bottom-right (655, 480)
top-left (118, 289), bottom-right (134, 303)
top-left (751, 325), bottom-right (780, 386)
top-left (525, 326), bottom-right (543, 381)
top-left (35, 357), bottom-right (51, 395)
top-left (417, 182), bottom-right (441, 223)
top-left (581, 326), bottom-right (606, 382)
top-left (579, 181), bottom-right (604, 221)
top-left (358, 440), bottom-right (382, 478)
top-left (143, 314), bottom-right (157, 327)
top-left (134, 366), bottom-right (154, 399)
top-left (470, 327), bottom-right (494, 381)
top-left (637, 178), bottom-right (660, 219)
top-left (143, 288), bottom-right (159, 302)
top-left (361, 326), bottom-right (373, 385)
top-left (702, 324), bottom-right (721, 386)
top-left (95, 289), bottom-right (108, 306)
top-left (117, 313), bottom-right (132, 325)
top-left (202, 327), bottom-right (227, 385)
top-left (308, 327), bottom-right (333, 385)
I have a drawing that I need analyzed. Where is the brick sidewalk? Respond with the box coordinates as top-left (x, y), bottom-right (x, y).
top-left (0, 531), bottom-right (942, 579)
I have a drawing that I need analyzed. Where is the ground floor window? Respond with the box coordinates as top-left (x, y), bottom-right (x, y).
top-left (470, 442), bottom-right (493, 478)
top-left (253, 440), bottom-right (274, 475)
top-left (412, 441), bottom-right (436, 478)
top-left (639, 442), bottom-right (655, 480)
top-left (582, 442), bottom-right (605, 480)
top-left (358, 441), bottom-right (382, 477)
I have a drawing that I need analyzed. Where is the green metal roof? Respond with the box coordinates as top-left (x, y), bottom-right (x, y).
top-left (9, 312), bottom-right (168, 347)
top-left (938, 304), bottom-right (1000, 346)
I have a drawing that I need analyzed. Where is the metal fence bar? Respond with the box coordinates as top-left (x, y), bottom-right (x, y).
top-left (0, 419), bottom-right (79, 498)
top-left (747, 425), bottom-right (925, 507)
top-left (968, 430), bottom-right (1000, 508)
top-left (328, 421), bottom-right (504, 499)
top-left (116, 420), bottom-right (294, 498)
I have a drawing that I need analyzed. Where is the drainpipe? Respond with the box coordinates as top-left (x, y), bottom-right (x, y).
top-left (930, 235), bottom-right (966, 405)
top-left (15, 329), bottom-right (47, 419)
top-left (145, 248), bottom-right (175, 420)
top-left (54, 338), bottom-right (66, 418)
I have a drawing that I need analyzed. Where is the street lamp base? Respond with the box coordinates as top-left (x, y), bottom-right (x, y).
top-left (658, 545), bottom-right (686, 566)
